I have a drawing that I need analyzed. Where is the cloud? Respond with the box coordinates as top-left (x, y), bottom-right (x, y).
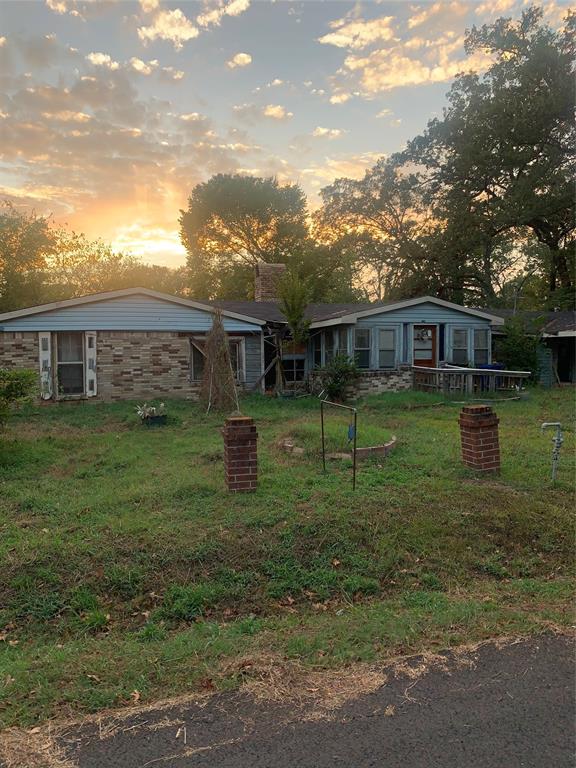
top-left (180, 112), bottom-right (204, 122)
top-left (139, 0), bottom-right (159, 12)
top-left (312, 126), bottom-right (345, 139)
top-left (160, 66), bottom-right (185, 82)
top-left (41, 110), bottom-right (92, 122)
top-left (408, 2), bottom-right (467, 29)
top-left (329, 92), bottom-right (353, 105)
top-left (227, 52), bottom-right (252, 69)
top-left (196, 0), bottom-right (250, 28)
top-left (86, 52), bottom-right (119, 70)
top-left (341, 43), bottom-right (493, 93)
top-left (263, 104), bottom-right (292, 120)
top-left (129, 57), bottom-right (158, 75)
top-left (45, 0), bottom-right (113, 20)
top-left (300, 152), bottom-right (383, 191)
top-left (137, 8), bottom-right (199, 50)
top-left (233, 102), bottom-right (293, 122)
top-left (318, 16), bottom-right (396, 50)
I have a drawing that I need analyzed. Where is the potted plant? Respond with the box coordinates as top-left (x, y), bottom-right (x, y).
top-left (136, 402), bottom-right (167, 427)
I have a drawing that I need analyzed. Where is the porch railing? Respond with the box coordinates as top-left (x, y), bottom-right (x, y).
top-left (412, 364), bottom-right (531, 394)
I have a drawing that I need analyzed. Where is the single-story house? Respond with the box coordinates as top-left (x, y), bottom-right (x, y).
top-left (0, 263), bottom-right (505, 401)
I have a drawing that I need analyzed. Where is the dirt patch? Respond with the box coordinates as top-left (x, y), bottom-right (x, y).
top-left (0, 727), bottom-right (76, 768)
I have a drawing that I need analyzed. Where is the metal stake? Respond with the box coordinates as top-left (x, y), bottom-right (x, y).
top-left (541, 422), bottom-right (563, 482)
top-left (320, 400), bottom-right (358, 490)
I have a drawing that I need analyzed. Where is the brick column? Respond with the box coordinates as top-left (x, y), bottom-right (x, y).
top-left (459, 405), bottom-right (500, 473)
top-left (223, 416), bottom-right (258, 492)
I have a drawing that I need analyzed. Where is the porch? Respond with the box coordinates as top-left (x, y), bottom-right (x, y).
top-left (412, 364), bottom-right (531, 394)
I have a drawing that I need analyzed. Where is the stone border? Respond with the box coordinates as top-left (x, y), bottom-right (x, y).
top-left (280, 436), bottom-right (398, 461)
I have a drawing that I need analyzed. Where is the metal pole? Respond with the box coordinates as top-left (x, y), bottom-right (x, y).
top-left (321, 399), bottom-right (326, 472)
top-left (541, 422), bottom-right (563, 483)
top-left (352, 408), bottom-right (357, 491)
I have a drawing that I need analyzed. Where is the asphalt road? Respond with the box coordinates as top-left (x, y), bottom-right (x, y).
top-left (54, 634), bottom-right (574, 767)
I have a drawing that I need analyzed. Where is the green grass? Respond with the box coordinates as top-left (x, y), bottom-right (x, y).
top-left (0, 388), bottom-right (574, 726)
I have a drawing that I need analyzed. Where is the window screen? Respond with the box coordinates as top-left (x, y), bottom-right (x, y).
top-left (324, 330), bottom-right (334, 363)
top-left (452, 329), bottom-right (469, 365)
top-left (335, 328), bottom-right (348, 357)
top-left (474, 329), bottom-right (489, 366)
top-left (354, 328), bottom-right (370, 369)
top-left (56, 332), bottom-right (84, 395)
top-left (312, 334), bottom-right (322, 368)
top-left (378, 328), bottom-right (396, 368)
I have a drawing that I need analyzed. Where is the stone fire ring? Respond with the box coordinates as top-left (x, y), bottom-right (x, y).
top-left (327, 436), bottom-right (397, 461)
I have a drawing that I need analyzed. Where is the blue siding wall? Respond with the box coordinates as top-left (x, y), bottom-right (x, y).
top-left (244, 334), bottom-right (262, 386)
top-left (0, 295), bottom-right (261, 332)
top-left (308, 303), bottom-right (493, 368)
top-left (356, 302), bottom-right (492, 365)
top-left (355, 302), bottom-right (491, 326)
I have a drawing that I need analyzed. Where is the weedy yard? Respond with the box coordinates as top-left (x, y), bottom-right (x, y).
top-left (0, 389), bottom-right (574, 727)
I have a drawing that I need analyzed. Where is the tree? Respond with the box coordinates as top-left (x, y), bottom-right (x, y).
top-left (278, 270), bottom-right (311, 345)
top-left (200, 311), bottom-right (239, 414)
top-left (180, 175), bottom-right (309, 299)
top-left (0, 202), bottom-right (189, 311)
top-left (493, 317), bottom-right (541, 376)
top-left (404, 6), bottom-right (575, 306)
top-left (315, 157), bottom-right (436, 301)
top-left (0, 202), bottom-right (56, 312)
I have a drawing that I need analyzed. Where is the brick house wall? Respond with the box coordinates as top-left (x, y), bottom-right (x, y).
top-left (0, 330), bottom-right (259, 402)
top-left (352, 365), bottom-right (413, 396)
top-left (96, 331), bottom-right (200, 401)
top-left (0, 331), bottom-right (38, 371)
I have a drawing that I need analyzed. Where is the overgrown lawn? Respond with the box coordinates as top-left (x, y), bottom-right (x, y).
top-left (0, 388), bottom-right (574, 726)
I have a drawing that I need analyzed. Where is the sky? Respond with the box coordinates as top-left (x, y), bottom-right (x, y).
top-left (0, 0), bottom-right (570, 266)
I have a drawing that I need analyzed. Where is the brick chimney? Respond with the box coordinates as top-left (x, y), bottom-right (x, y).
top-left (254, 262), bottom-right (286, 302)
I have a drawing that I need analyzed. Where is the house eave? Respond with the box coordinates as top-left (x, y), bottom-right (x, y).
top-left (309, 296), bottom-right (504, 329)
top-left (0, 287), bottom-right (266, 327)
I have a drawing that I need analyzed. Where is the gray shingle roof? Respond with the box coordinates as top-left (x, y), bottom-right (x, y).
top-left (487, 309), bottom-right (576, 335)
top-left (212, 300), bottom-right (388, 324)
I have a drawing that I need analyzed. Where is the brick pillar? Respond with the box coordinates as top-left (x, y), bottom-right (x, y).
top-left (459, 405), bottom-right (500, 473)
top-left (223, 416), bottom-right (258, 492)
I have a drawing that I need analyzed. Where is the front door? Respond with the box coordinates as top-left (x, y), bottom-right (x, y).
top-left (413, 325), bottom-right (437, 368)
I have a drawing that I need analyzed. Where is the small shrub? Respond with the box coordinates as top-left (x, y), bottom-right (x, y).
top-left (0, 368), bottom-right (37, 428)
top-left (316, 355), bottom-right (359, 401)
top-left (493, 317), bottom-right (540, 376)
